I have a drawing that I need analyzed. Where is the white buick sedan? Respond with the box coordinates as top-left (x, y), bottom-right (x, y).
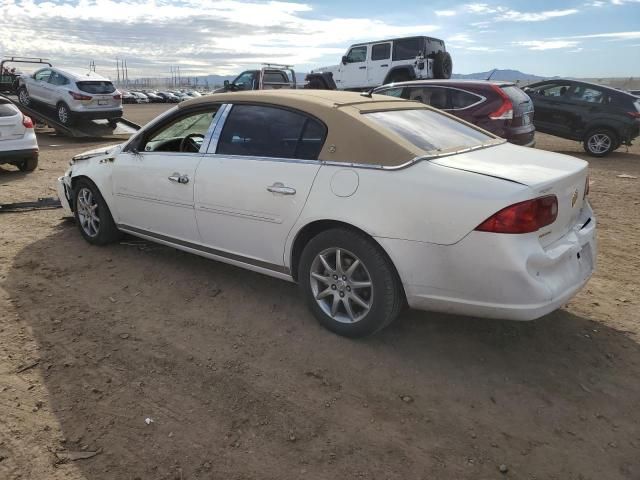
top-left (57, 90), bottom-right (596, 337)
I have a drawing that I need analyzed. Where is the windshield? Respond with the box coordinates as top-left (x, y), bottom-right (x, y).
top-left (364, 109), bottom-right (496, 154)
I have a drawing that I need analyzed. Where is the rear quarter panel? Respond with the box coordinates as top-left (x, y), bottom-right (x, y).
top-left (286, 155), bottom-right (531, 265)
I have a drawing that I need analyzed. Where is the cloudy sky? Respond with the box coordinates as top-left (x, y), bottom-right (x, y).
top-left (0, 0), bottom-right (638, 80)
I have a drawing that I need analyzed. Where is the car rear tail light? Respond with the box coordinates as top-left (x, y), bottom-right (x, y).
top-left (626, 111), bottom-right (640, 119)
top-left (68, 91), bottom-right (92, 100)
top-left (475, 195), bottom-right (558, 234)
top-left (22, 115), bottom-right (33, 129)
top-left (113, 94), bottom-right (122, 100)
top-left (584, 175), bottom-right (590, 197)
top-left (489, 85), bottom-right (514, 120)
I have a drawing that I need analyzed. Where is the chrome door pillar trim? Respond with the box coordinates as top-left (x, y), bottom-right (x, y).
top-left (204, 103), bottom-right (233, 153)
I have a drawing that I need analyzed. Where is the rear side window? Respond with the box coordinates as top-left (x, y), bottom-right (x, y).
top-left (393, 37), bottom-right (423, 61)
top-left (571, 86), bottom-right (608, 104)
top-left (371, 43), bottom-right (391, 61)
top-left (76, 81), bottom-right (116, 94)
top-left (406, 86), bottom-right (450, 109)
top-left (0, 103), bottom-right (18, 117)
top-left (365, 109), bottom-right (493, 153)
top-left (34, 69), bottom-right (51, 81)
top-left (263, 72), bottom-right (288, 83)
top-left (217, 105), bottom-right (326, 160)
top-left (450, 89), bottom-right (482, 109)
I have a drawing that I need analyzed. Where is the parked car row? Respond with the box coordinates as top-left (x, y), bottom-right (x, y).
top-left (122, 89), bottom-right (206, 104)
top-left (57, 90), bottom-right (596, 338)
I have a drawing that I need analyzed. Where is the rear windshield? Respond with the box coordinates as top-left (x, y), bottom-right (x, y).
top-left (365, 109), bottom-right (495, 153)
top-left (76, 81), bottom-right (116, 94)
top-left (502, 86), bottom-right (531, 104)
top-left (0, 104), bottom-right (18, 117)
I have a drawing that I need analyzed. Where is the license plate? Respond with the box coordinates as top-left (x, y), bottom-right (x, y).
top-left (98, 100), bottom-right (108, 105)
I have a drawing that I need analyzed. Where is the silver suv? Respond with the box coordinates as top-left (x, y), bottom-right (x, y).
top-left (17, 67), bottom-right (123, 126)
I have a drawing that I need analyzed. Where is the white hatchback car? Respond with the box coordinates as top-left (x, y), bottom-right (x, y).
top-left (17, 68), bottom-right (123, 126)
top-left (0, 97), bottom-right (38, 171)
top-left (57, 90), bottom-right (596, 337)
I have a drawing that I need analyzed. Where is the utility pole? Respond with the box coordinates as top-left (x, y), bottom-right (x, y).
top-left (116, 58), bottom-right (120, 85)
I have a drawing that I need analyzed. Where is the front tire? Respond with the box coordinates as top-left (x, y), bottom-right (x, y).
top-left (583, 129), bottom-right (617, 157)
top-left (73, 179), bottom-right (122, 245)
top-left (299, 228), bottom-right (404, 338)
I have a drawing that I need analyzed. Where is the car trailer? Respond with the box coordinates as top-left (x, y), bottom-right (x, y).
top-left (0, 56), bottom-right (52, 94)
top-left (0, 93), bottom-right (140, 139)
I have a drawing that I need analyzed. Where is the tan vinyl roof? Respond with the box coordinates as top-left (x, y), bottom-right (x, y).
top-left (179, 90), bottom-right (431, 166)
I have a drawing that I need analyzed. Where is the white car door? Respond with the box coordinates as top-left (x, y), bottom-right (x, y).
top-left (111, 106), bottom-right (221, 243)
top-left (367, 42), bottom-right (392, 87)
top-left (337, 45), bottom-right (369, 90)
top-left (194, 104), bottom-right (325, 272)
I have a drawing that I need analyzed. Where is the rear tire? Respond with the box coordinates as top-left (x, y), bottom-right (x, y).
top-left (583, 129), bottom-right (617, 157)
top-left (298, 228), bottom-right (404, 338)
top-left (17, 157), bottom-right (38, 172)
top-left (73, 178), bottom-right (122, 245)
top-left (57, 102), bottom-right (73, 126)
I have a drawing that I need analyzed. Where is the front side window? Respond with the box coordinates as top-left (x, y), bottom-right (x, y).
top-left (531, 82), bottom-right (573, 98)
top-left (345, 46), bottom-right (367, 63)
top-left (371, 43), bottom-right (391, 61)
top-left (377, 87), bottom-right (406, 98)
top-left (216, 105), bottom-right (326, 160)
top-left (365, 109), bottom-right (494, 153)
top-left (232, 71), bottom-right (256, 90)
top-left (34, 69), bottom-right (51, 82)
top-left (141, 107), bottom-right (220, 153)
top-left (77, 81), bottom-right (115, 94)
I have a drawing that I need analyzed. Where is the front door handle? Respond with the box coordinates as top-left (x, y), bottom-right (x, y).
top-left (358, 66), bottom-right (367, 70)
top-left (168, 173), bottom-right (189, 184)
top-left (267, 182), bottom-right (296, 195)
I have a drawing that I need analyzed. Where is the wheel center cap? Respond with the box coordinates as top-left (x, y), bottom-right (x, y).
top-left (336, 279), bottom-right (347, 291)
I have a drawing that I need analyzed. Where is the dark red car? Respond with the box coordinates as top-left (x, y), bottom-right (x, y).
top-left (374, 80), bottom-right (535, 147)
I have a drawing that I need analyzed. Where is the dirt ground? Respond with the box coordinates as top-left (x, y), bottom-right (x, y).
top-left (1, 104), bottom-right (639, 480)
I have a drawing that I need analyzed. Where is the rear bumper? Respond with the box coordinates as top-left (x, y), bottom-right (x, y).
top-left (72, 107), bottom-right (123, 120)
top-left (505, 128), bottom-right (536, 147)
top-left (377, 202), bottom-right (596, 321)
top-left (0, 148), bottom-right (38, 165)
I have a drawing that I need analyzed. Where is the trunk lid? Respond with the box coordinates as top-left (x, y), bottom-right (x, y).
top-left (432, 143), bottom-right (589, 246)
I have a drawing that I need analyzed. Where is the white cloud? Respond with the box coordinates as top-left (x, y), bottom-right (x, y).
top-left (464, 3), bottom-right (579, 22)
top-left (562, 31), bottom-right (640, 40)
top-left (435, 10), bottom-right (457, 16)
top-left (0, 0), bottom-right (440, 77)
top-left (514, 40), bottom-right (581, 50)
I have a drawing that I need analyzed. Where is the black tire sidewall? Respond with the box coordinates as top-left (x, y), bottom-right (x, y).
top-left (18, 157), bottom-right (38, 172)
top-left (584, 129), bottom-right (616, 157)
top-left (57, 102), bottom-right (72, 125)
top-left (298, 229), bottom-right (402, 338)
top-left (73, 179), bottom-right (121, 245)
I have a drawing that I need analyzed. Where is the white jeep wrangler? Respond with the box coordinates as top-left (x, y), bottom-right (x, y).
top-left (308, 36), bottom-right (452, 91)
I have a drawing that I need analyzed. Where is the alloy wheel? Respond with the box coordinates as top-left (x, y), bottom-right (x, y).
top-left (18, 89), bottom-right (30, 106)
top-left (309, 247), bottom-right (373, 323)
top-left (76, 187), bottom-right (100, 237)
top-left (58, 105), bottom-right (69, 124)
top-left (587, 133), bottom-right (611, 155)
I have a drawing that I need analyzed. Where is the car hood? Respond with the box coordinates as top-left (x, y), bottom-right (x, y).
top-left (72, 143), bottom-right (123, 162)
top-left (429, 142), bottom-right (588, 187)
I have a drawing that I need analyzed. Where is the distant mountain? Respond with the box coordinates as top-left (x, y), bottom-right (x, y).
top-left (452, 69), bottom-right (548, 83)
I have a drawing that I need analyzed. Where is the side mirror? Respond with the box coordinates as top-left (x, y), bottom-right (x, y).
top-left (224, 80), bottom-right (230, 88)
top-left (341, 55), bottom-right (348, 65)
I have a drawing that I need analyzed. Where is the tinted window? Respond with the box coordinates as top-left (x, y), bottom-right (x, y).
top-left (34, 69), bottom-right (51, 81)
top-left (77, 81), bottom-right (115, 94)
top-left (365, 109), bottom-right (493, 153)
top-left (263, 71), bottom-right (288, 83)
top-left (393, 37), bottom-right (423, 61)
top-left (346, 46), bottom-right (367, 63)
top-left (531, 82), bottom-right (572, 97)
top-left (232, 71), bottom-right (256, 90)
top-left (450, 89), bottom-right (482, 109)
top-left (371, 43), bottom-right (391, 61)
top-left (378, 87), bottom-right (406, 98)
top-left (406, 87), bottom-right (450, 109)
top-left (571, 86), bottom-right (607, 104)
top-left (48, 72), bottom-right (69, 86)
top-left (217, 105), bottom-right (326, 160)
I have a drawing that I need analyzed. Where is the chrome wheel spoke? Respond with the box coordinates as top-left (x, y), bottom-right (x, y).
top-left (76, 187), bottom-right (100, 237)
top-left (343, 298), bottom-right (356, 322)
top-left (316, 287), bottom-right (333, 300)
top-left (335, 248), bottom-right (343, 273)
top-left (311, 272), bottom-right (332, 285)
top-left (330, 294), bottom-right (340, 317)
top-left (345, 259), bottom-right (360, 278)
top-left (350, 292), bottom-right (370, 309)
top-left (351, 280), bottom-right (372, 289)
top-left (318, 253), bottom-right (334, 274)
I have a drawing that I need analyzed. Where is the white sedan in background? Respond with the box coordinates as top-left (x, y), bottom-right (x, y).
top-left (57, 90), bottom-right (596, 337)
top-left (0, 97), bottom-right (38, 171)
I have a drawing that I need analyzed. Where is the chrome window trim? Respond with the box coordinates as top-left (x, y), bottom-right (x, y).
top-left (204, 103), bottom-right (232, 153)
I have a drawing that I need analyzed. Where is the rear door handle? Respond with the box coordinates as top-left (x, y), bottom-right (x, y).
top-left (267, 182), bottom-right (296, 195)
top-left (381, 64), bottom-right (388, 67)
top-left (359, 66), bottom-right (367, 70)
top-left (168, 173), bottom-right (189, 184)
